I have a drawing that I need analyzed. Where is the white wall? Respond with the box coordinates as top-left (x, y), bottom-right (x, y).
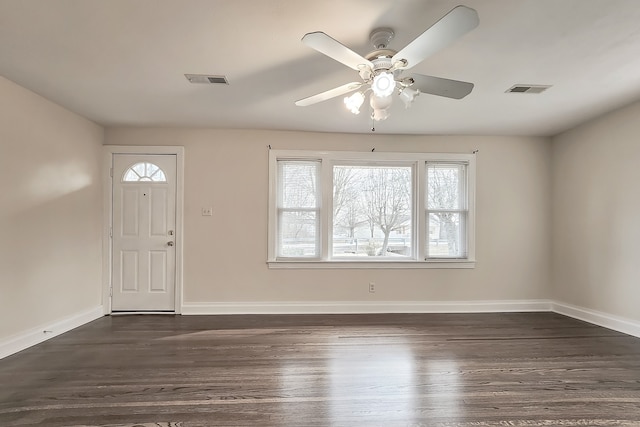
top-left (0, 76), bottom-right (104, 341)
top-left (552, 100), bottom-right (640, 322)
top-left (106, 128), bottom-right (551, 308)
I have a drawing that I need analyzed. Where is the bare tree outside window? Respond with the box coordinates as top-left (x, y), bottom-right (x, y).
top-left (332, 167), bottom-right (366, 241)
top-left (332, 165), bottom-right (412, 257)
top-left (362, 167), bottom-right (411, 255)
top-left (426, 163), bottom-right (467, 258)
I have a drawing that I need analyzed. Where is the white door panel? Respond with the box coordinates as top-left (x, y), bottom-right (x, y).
top-left (112, 154), bottom-right (177, 311)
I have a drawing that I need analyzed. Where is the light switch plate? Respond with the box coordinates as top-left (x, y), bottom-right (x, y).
top-left (202, 207), bottom-right (213, 216)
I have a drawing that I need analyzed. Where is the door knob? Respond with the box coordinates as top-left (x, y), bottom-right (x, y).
top-left (167, 241), bottom-right (174, 247)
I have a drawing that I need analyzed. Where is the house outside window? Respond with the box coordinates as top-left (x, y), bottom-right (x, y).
top-left (268, 150), bottom-right (475, 269)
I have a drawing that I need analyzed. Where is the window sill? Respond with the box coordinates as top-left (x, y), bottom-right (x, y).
top-left (267, 260), bottom-right (476, 269)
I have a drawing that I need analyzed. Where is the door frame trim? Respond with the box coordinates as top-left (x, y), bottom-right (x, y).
top-left (102, 146), bottom-right (185, 314)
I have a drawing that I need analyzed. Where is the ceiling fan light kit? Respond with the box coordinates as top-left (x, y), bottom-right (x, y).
top-left (344, 91), bottom-right (365, 114)
top-left (296, 5), bottom-right (479, 124)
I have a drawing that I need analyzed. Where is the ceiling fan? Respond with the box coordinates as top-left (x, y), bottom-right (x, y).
top-left (295, 5), bottom-right (479, 122)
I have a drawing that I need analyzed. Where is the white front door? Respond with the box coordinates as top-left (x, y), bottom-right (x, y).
top-left (111, 154), bottom-right (177, 311)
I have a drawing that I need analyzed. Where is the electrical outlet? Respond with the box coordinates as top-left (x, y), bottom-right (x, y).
top-left (369, 282), bottom-right (375, 293)
top-left (202, 207), bottom-right (213, 216)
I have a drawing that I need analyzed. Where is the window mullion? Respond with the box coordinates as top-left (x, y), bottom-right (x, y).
top-left (268, 151), bottom-right (278, 261)
top-left (278, 207), bottom-right (320, 213)
top-left (426, 209), bottom-right (467, 214)
top-left (321, 156), bottom-right (332, 260)
top-left (416, 160), bottom-right (426, 261)
top-left (466, 158), bottom-right (476, 261)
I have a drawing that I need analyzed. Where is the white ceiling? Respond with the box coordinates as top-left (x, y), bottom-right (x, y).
top-left (1, 0), bottom-right (640, 136)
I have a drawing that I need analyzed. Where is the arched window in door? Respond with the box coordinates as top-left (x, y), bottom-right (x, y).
top-left (122, 162), bottom-right (167, 182)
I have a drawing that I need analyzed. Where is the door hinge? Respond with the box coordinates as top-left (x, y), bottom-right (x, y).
top-left (110, 167), bottom-right (113, 177)
top-left (109, 286), bottom-right (113, 297)
top-left (109, 227), bottom-right (113, 238)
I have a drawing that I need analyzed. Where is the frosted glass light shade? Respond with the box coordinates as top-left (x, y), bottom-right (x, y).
top-left (344, 91), bottom-right (365, 114)
top-left (371, 72), bottom-right (395, 97)
top-left (399, 87), bottom-right (420, 108)
top-left (369, 93), bottom-right (392, 110)
top-left (370, 93), bottom-right (392, 121)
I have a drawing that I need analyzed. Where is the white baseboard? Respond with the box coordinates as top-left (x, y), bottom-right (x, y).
top-left (182, 300), bottom-right (640, 338)
top-left (552, 301), bottom-right (640, 338)
top-left (181, 299), bottom-right (553, 315)
top-left (0, 305), bottom-right (104, 360)
top-left (2, 301), bottom-right (637, 360)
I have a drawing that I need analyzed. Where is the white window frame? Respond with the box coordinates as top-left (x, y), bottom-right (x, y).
top-left (268, 150), bottom-right (475, 269)
top-left (425, 161), bottom-right (470, 260)
top-left (276, 159), bottom-right (322, 259)
top-left (122, 161), bottom-right (168, 182)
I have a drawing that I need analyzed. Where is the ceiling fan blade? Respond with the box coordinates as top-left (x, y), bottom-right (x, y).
top-left (302, 32), bottom-right (373, 71)
top-left (392, 6), bottom-right (479, 70)
top-left (409, 74), bottom-right (474, 99)
top-left (295, 82), bottom-right (363, 107)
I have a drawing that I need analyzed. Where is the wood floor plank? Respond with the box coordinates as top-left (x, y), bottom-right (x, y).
top-left (1, 313), bottom-right (639, 426)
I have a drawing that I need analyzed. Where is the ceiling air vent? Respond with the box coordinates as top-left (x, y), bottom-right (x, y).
top-left (506, 84), bottom-right (551, 94)
top-left (185, 74), bottom-right (229, 85)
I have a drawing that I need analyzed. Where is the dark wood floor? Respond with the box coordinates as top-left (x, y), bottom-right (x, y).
top-left (1, 313), bottom-right (640, 426)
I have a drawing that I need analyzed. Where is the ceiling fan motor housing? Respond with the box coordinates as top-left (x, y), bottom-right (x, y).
top-left (370, 55), bottom-right (394, 72)
top-left (364, 49), bottom-right (398, 85)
